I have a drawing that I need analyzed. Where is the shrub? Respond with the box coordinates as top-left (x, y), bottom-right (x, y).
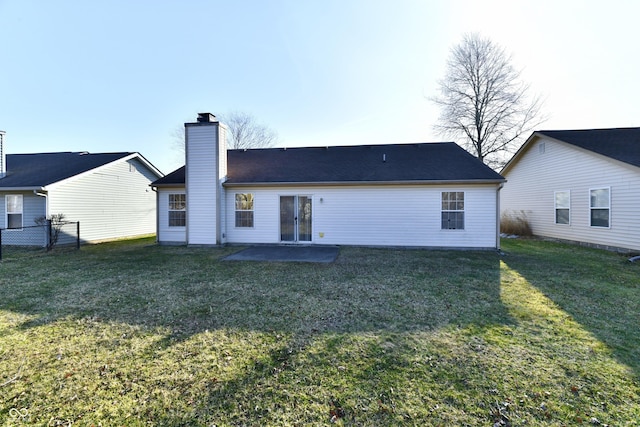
top-left (501, 210), bottom-right (532, 236)
top-left (34, 213), bottom-right (67, 250)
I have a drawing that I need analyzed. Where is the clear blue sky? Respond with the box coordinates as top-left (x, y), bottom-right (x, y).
top-left (1, 0), bottom-right (639, 174)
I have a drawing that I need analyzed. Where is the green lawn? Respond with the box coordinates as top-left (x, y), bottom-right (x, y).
top-left (0, 238), bottom-right (638, 426)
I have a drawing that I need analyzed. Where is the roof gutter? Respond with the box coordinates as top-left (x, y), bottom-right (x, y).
top-left (149, 183), bottom-right (185, 189)
top-left (223, 179), bottom-right (507, 188)
top-left (0, 186), bottom-right (46, 192)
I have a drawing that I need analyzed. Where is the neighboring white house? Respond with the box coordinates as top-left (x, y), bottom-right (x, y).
top-left (151, 113), bottom-right (506, 249)
top-left (0, 130), bottom-right (163, 245)
top-left (501, 128), bottom-right (640, 252)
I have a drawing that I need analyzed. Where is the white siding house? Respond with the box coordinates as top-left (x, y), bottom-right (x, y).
top-left (221, 185), bottom-right (499, 248)
top-left (153, 113), bottom-right (505, 249)
top-left (46, 157), bottom-right (161, 242)
top-left (0, 138), bottom-right (163, 245)
top-left (501, 128), bottom-right (640, 252)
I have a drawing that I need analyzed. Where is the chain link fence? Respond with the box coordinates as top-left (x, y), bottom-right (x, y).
top-left (0, 221), bottom-right (80, 260)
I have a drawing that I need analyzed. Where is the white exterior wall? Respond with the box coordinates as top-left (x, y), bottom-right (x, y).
top-left (0, 192), bottom-right (46, 227)
top-left (224, 184), bottom-right (499, 248)
top-left (47, 157), bottom-right (158, 243)
top-left (156, 187), bottom-right (186, 244)
top-left (501, 136), bottom-right (640, 251)
top-left (0, 192), bottom-right (47, 246)
top-left (185, 123), bottom-right (226, 245)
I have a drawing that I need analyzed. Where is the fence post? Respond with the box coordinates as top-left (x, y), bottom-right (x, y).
top-left (0, 228), bottom-right (3, 261)
top-left (76, 221), bottom-right (80, 250)
top-left (46, 219), bottom-right (52, 251)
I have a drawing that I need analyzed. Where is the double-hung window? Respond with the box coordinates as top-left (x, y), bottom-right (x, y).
top-left (441, 191), bottom-right (464, 230)
top-left (235, 193), bottom-right (254, 228)
top-left (554, 191), bottom-right (570, 224)
top-left (168, 194), bottom-right (186, 227)
top-left (590, 187), bottom-right (610, 227)
top-left (6, 194), bottom-right (23, 229)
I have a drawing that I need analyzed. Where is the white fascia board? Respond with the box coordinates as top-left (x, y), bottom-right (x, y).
top-left (132, 152), bottom-right (165, 178)
top-left (151, 184), bottom-right (186, 190)
top-left (223, 179), bottom-right (505, 188)
top-left (500, 131), bottom-right (540, 176)
top-left (0, 186), bottom-right (45, 192)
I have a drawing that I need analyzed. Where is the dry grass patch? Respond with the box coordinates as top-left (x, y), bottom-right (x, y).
top-left (0, 237), bottom-right (638, 425)
top-left (501, 210), bottom-right (533, 236)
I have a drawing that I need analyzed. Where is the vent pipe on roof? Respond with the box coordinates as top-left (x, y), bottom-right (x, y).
top-left (0, 130), bottom-right (6, 178)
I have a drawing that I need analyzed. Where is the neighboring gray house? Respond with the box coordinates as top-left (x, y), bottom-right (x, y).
top-left (0, 132), bottom-right (163, 246)
top-left (501, 128), bottom-right (640, 252)
top-left (152, 113), bottom-right (506, 249)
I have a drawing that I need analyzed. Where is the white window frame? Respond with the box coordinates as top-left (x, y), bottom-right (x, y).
top-left (554, 190), bottom-right (570, 225)
top-left (235, 193), bottom-right (254, 228)
top-left (168, 193), bottom-right (186, 227)
top-left (589, 187), bottom-right (610, 228)
top-left (6, 194), bottom-right (23, 230)
top-left (441, 191), bottom-right (465, 230)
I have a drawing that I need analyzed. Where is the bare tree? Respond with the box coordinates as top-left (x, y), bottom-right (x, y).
top-left (171, 111), bottom-right (278, 156)
top-left (170, 126), bottom-right (187, 157)
top-left (431, 33), bottom-right (545, 169)
top-left (223, 111), bottom-right (278, 150)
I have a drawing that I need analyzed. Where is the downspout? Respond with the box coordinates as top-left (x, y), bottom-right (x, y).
top-left (33, 189), bottom-right (48, 248)
top-left (150, 185), bottom-right (159, 244)
top-left (33, 189), bottom-right (49, 216)
top-left (496, 182), bottom-right (504, 251)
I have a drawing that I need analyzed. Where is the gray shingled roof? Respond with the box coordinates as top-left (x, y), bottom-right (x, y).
top-left (152, 165), bottom-right (185, 186)
top-left (538, 128), bottom-right (640, 168)
top-left (0, 152), bottom-right (135, 188)
top-left (152, 142), bottom-right (504, 186)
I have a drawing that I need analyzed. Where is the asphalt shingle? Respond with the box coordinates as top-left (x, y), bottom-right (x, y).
top-left (153, 142), bottom-right (504, 186)
top-left (0, 152), bottom-right (134, 188)
top-left (538, 128), bottom-right (640, 168)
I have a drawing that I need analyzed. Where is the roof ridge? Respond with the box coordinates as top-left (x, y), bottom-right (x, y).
top-left (8, 151), bottom-right (133, 155)
top-left (227, 142), bottom-right (456, 152)
top-left (538, 127), bottom-right (640, 133)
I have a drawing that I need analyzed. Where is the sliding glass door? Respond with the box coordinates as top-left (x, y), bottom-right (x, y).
top-left (280, 195), bottom-right (312, 242)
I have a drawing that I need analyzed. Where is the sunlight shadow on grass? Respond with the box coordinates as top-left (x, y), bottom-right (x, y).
top-left (500, 240), bottom-right (640, 379)
top-left (500, 261), bottom-right (596, 341)
top-left (3, 240), bottom-right (639, 425)
top-left (499, 261), bottom-right (639, 407)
